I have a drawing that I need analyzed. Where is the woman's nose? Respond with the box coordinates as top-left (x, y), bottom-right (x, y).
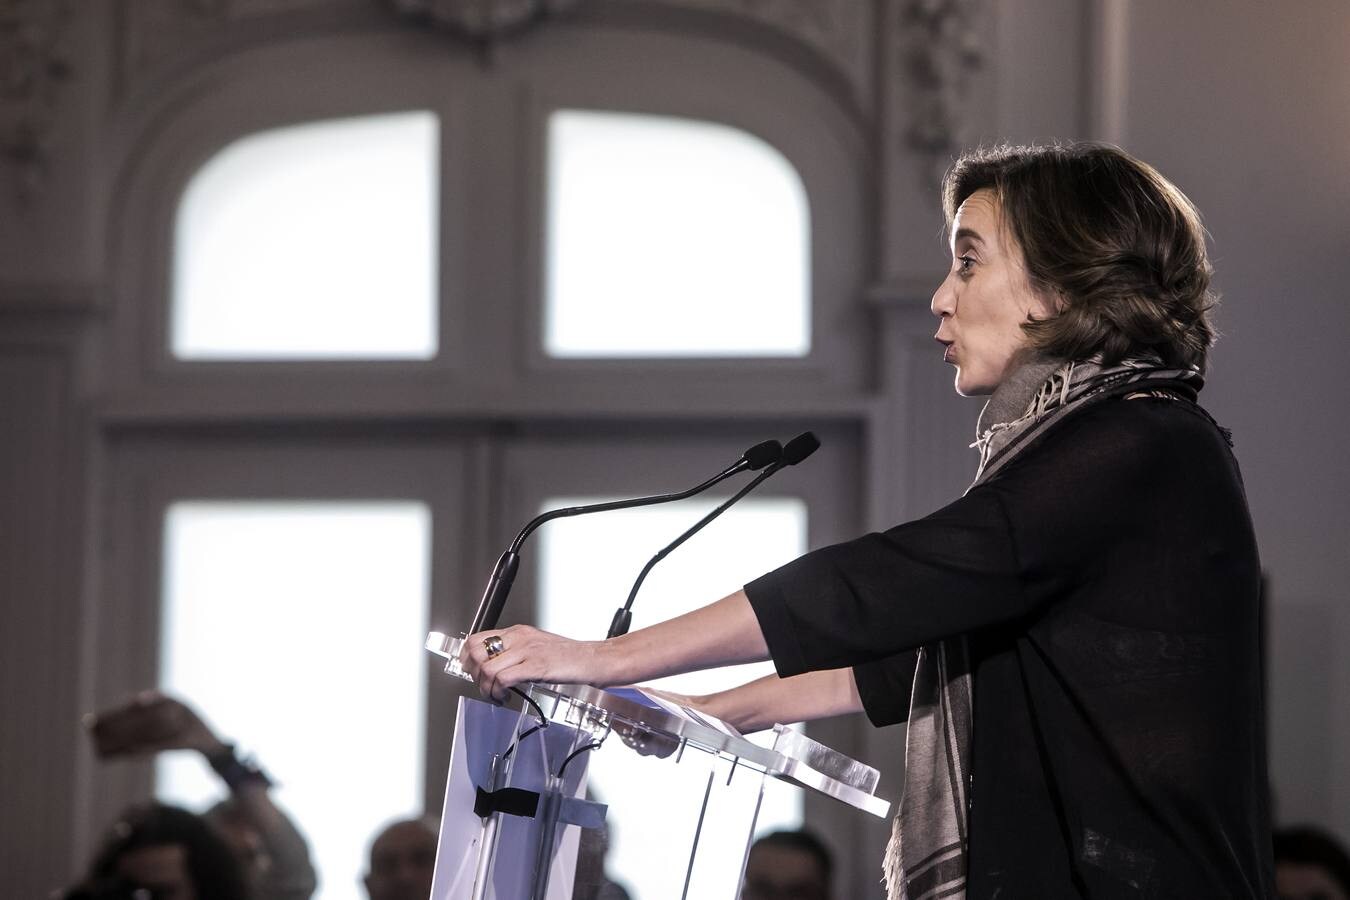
top-left (931, 276), bottom-right (955, 317)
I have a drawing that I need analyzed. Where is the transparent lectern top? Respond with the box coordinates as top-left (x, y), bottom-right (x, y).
top-left (426, 631), bottom-right (890, 819)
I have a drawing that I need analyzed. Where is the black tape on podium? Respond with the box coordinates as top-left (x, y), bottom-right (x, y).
top-left (474, 785), bottom-right (540, 819)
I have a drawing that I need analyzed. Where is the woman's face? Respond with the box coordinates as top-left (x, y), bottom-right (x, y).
top-left (931, 188), bottom-right (1056, 396)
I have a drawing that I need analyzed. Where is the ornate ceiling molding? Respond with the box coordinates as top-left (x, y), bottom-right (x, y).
top-left (107, 0), bottom-right (974, 185)
top-left (898, 0), bottom-right (984, 189)
top-left (111, 0), bottom-right (872, 109)
top-left (661, 0), bottom-right (870, 99)
top-left (0, 0), bottom-right (74, 203)
top-left (113, 0), bottom-right (336, 100)
top-left (387, 0), bottom-right (579, 50)
top-left (385, 0), bottom-right (868, 91)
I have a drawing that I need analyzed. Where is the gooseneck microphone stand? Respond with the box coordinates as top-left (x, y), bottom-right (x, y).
top-left (605, 431), bottom-right (820, 638)
top-left (465, 440), bottom-right (783, 636)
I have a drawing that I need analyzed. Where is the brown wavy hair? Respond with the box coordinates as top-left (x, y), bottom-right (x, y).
top-left (942, 143), bottom-right (1217, 371)
top-left (88, 803), bottom-right (251, 900)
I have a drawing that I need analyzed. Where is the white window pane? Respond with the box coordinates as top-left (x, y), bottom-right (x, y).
top-left (537, 497), bottom-right (807, 898)
top-left (172, 112), bottom-right (439, 360)
top-left (158, 501), bottom-right (431, 900)
top-left (545, 110), bottom-right (811, 358)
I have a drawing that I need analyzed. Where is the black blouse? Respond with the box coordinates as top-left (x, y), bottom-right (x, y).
top-left (745, 397), bottom-right (1274, 898)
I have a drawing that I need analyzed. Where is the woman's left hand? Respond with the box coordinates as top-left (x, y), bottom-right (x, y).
top-left (460, 625), bottom-right (610, 703)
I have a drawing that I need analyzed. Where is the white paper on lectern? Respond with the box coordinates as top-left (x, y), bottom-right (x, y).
top-left (431, 697), bottom-right (589, 900)
top-left (603, 686), bottom-right (743, 738)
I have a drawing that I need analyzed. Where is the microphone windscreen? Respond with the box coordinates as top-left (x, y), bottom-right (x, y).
top-left (781, 431), bottom-right (820, 465)
top-left (742, 440), bottom-right (783, 470)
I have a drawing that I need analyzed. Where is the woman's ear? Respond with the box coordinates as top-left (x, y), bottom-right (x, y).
top-left (1026, 287), bottom-right (1063, 322)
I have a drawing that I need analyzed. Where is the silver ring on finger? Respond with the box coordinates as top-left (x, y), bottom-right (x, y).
top-left (483, 635), bottom-right (506, 658)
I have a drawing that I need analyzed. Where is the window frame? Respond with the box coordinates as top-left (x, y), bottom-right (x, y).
top-left (106, 38), bottom-right (478, 395)
top-left (515, 79), bottom-right (867, 389)
top-left (103, 28), bottom-right (870, 413)
top-left (538, 106), bottom-right (814, 362)
top-left (89, 428), bottom-right (476, 839)
top-left (167, 109), bottom-right (445, 364)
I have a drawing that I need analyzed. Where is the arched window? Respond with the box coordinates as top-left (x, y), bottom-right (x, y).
top-left (171, 111), bottom-right (439, 360)
top-left (544, 109), bottom-right (811, 358)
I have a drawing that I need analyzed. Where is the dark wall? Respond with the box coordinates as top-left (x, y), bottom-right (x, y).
top-left (1121, 0), bottom-right (1350, 837)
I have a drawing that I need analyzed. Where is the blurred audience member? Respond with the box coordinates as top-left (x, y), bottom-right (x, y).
top-left (85, 692), bottom-right (317, 900)
top-left (741, 829), bottom-right (833, 900)
top-left (363, 817), bottom-right (438, 900)
top-left (360, 813), bottom-right (633, 899)
top-left (1275, 825), bottom-right (1350, 900)
top-left (67, 802), bottom-right (249, 900)
top-left (573, 816), bottom-right (631, 900)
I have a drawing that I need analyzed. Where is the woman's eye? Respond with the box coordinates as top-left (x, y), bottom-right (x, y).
top-left (957, 255), bottom-right (976, 274)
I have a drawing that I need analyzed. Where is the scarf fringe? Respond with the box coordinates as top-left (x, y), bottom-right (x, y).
top-left (884, 812), bottom-right (904, 899)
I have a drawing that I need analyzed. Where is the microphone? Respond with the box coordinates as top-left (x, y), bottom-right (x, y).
top-left (605, 431), bottom-right (821, 638)
top-left (466, 439), bottom-right (783, 635)
top-left (777, 430), bottom-right (822, 467)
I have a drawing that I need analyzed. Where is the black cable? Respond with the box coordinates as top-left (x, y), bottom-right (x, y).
top-left (501, 723), bottom-right (544, 762)
top-left (511, 686), bottom-right (549, 728)
top-left (556, 741), bottom-right (604, 780)
top-left (495, 687), bottom-right (549, 762)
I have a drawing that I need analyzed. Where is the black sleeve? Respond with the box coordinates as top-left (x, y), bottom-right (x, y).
top-left (743, 402), bottom-right (1174, 678)
top-left (744, 484), bottom-right (1025, 677)
top-left (852, 649), bottom-right (918, 727)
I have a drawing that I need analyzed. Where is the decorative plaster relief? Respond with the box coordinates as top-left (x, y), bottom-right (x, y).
top-left (663, 0), bottom-right (871, 96)
top-left (387, 0), bottom-right (578, 44)
top-left (114, 0), bottom-right (343, 96)
top-left (0, 0), bottom-right (73, 202)
top-left (388, 0), bottom-right (870, 93)
top-left (113, 0), bottom-right (874, 111)
top-left (898, 0), bottom-right (983, 189)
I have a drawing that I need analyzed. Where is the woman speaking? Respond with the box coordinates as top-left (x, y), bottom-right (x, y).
top-left (461, 143), bottom-right (1274, 899)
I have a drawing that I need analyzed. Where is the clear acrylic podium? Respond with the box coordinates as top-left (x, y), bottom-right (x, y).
top-left (425, 631), bottom-right (890, 900)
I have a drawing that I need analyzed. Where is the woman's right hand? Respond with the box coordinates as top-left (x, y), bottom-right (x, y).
top-left (460, 588), bottom-right (771, 704)
top-left (460, 624), bottom-right (613, 703)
